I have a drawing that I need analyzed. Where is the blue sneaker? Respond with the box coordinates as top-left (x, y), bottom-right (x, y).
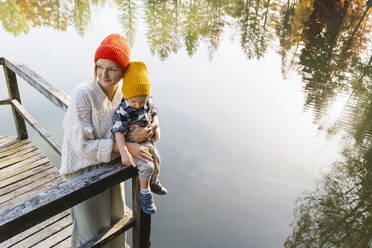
top-left (139, 192), bottom-right (157, 215)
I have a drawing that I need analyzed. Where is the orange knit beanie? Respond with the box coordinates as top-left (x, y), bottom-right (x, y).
top-left (94, 34), bottom-right (130, 71)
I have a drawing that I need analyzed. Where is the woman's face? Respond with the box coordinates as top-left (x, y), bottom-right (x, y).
top-left (95, 58), bottom-right (124, 89)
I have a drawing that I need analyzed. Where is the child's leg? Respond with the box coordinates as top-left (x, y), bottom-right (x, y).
top-left (134, 158), bottom-right (157, 215)
top-left (149, 146), bottom-right (160, 185)
top-left (149, 146), bottom-right (168, 195)
top-left (136, 158), bottom-right (154, 188)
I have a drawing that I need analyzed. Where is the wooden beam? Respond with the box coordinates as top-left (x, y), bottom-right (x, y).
top-left (0, 98), bottom-right (11, 105)
top-left (10, 99), bottom-right (62, 155)
top-left (3, 57), bottom-right (70, 112)
top-left (132, 176), bottom-right (152, 248)
top-left (3, 64), bottom-right (28, 140)
top-left (0, 161), bottom-right (138, 242)
top-left (79, 215), bottom-right (135, 248)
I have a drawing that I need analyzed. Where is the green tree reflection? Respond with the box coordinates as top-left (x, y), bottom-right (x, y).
top-left (145, 0), bottom-right (181, 60)
top-left (199, 0), bottom-right (226, 60)
top-left (227, 0), bottom-right (277, 59)
top-left (278, 1), bottom-right (372, 246)
top-left (285, 53), bottom-right (372, 246)
top-left (285, 146), bottom-right (372, 247)
top-left (0, 0), bottom-right (281, 60)
top-left (116, 0), bottom-right (138, 47)
top-left (73, 0), bottom-right (91, 36)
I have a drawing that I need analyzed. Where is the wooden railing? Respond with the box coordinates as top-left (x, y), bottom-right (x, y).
top-left (0, 57), bottom-right (151, 248)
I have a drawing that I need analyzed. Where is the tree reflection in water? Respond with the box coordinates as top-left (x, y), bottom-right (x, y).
top-left (279, 0), bottom-right (372, 245)
top-left (1, 0), bottom-right (371, 245)
top-left (285, 147), bottom-right (372, 247)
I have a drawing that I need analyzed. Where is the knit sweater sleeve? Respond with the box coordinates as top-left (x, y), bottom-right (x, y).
top-left (63, 86), bottom-right (113, 163)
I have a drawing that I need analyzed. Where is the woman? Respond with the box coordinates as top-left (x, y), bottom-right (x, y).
top-left (59, 34), bottom-right (155, 248)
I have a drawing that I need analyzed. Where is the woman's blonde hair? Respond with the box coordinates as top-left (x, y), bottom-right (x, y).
top-left (93, 64), bottom-right (97, 84)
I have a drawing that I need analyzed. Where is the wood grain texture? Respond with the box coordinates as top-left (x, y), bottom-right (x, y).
top-left (0, 139), bottom-right (32, 158)
top-left (0, 155), bottom-right (50, 183)
top-left (0, 98), bottom-right (11, 105)
top-left (3, 64), bottom-right (28, 139)
top-left (3, 57), bottom-right (70, 112)
top-left (0, 159), bottom-right (137, 242)
top-left (0, 167), bottom-right (57, 196)
top-left (0, 210), bottom-right (70, 248)
top-left (132, 176), bottom-right (152, 248)
top-left (0, 136), bottom-right (149, 247)
top-left (10, 99), bottom-right (62, 155)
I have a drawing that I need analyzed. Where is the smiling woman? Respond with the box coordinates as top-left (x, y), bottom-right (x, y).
top-left (95, 59), bottom-right (124, 100)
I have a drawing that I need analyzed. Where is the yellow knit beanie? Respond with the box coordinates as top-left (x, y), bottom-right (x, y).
top-left (122, 61), bottom-right (151, 99)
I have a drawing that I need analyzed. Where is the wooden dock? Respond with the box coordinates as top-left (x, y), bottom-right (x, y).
top-left (0, 136), bottom-right (72, 248)
top-left (0, 56), bottom-right (152, 248)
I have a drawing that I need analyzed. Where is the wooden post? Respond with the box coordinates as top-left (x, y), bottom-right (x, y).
top-left (3, 65), bottom-right (28, 140)
top-left (132, 176), bottom-right (151, 248)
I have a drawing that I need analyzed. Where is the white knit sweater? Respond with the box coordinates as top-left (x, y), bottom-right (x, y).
top-left (59, 80), bottom-right (123, 176)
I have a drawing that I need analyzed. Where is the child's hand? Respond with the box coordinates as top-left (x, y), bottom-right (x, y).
top-left (120, 151), bottom-right (136, 167)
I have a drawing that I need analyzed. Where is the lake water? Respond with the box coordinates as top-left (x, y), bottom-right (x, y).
top-left (0, 0), bottom-right (371, 247)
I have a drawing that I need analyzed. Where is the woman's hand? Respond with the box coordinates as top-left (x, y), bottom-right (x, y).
top-left (126, 124), bottom-right (153, 143)
top-left (126, 142), bottom-right (153, 162)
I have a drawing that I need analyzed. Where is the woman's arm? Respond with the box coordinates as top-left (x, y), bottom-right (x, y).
top-left (64, 87), bottom-right (113, 163)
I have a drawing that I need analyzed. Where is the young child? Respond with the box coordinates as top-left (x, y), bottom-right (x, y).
top-left (112, 61), bottom-right (167, 215)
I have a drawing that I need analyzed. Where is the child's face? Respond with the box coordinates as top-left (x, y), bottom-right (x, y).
top-left (127, 96), bottom-right (147, 109)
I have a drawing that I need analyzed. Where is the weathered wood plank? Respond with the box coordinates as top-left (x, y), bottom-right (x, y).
top-left (0, 147), bottom-right (40, 169)
top-left (132, 176), bottom-right (152, 248)
top-left (0, 210), bottom-right (70, 248)
top-left (0, 160), bottom-right (138, 242)
top-left (0, 161), bottom-right (53, 190)
top-left (0, 176), bottom-right (65, 210)
top-left (52, 237), bottom-right (71, 248)
top-left (0, 144), bottom-right (38, 163)
top-left (0, 171), bottom-right (60, 203)
top-left (79, 216), bottom-right (135, 248)
top-left (33, 225), bottom-right (72, 248)
top-left (0, 139), bottom-right (32, 158)
top-left (11, 99), bottom-right (62, 155)
top-left (0, 141), bottom-right (34, 159)
top-left (0, 136), bottom-right (17, 147)
top-left (3, 64), bottom-right (28, 139)
top-left (11, 215), bottom-right (72, 248)
top-left (3, 57), bottom-right (70, 112)
top-left (0, 98), bottom-right (11, 105)
top-left (0, 155), bottom-right (49, 182)
top-left (0, 167), bottom-right (57, 196)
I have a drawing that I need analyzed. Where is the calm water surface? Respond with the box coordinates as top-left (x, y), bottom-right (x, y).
top-left (0, 0), bottom-right (371, 247)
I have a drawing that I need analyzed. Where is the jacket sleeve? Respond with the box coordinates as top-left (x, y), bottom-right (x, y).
top-left (111, 105), bottom-right (130, 141)
top-left (147, 98), bottom-right (160, 142)
top-left (63, 87), bottom-right (113, 163)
